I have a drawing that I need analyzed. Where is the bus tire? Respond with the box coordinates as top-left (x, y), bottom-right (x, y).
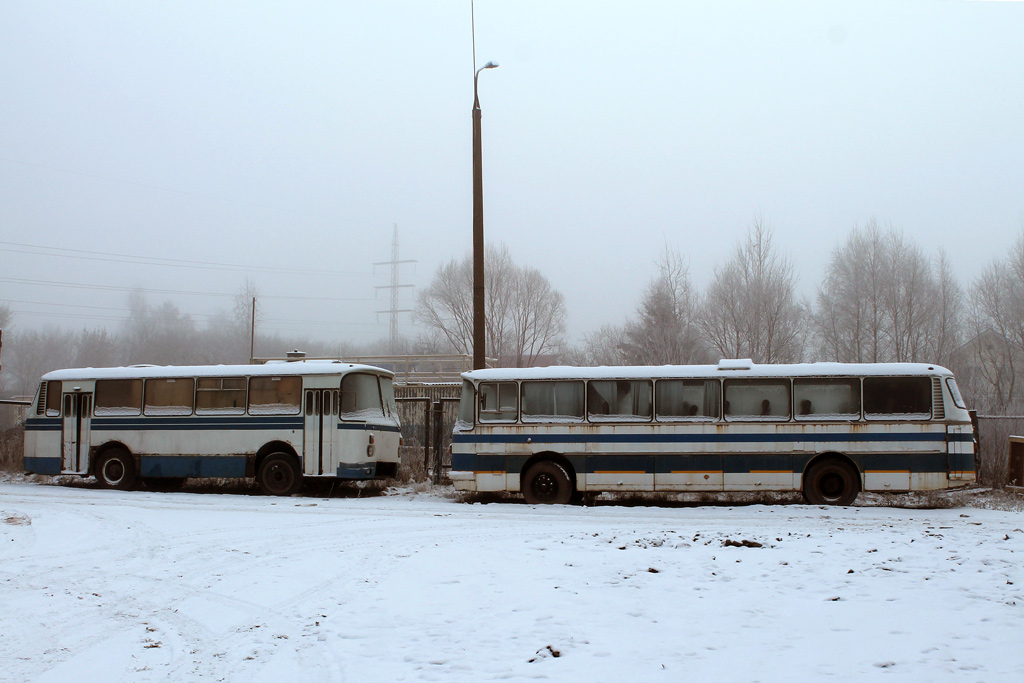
top-left (96, 448), bottom-right (138, 491)
top-left (804, 459), bottom-right (859, 506)
top-left (258, 453), bottom-right (302, 496)
top-left (522, 461), bottom-right (573, 505)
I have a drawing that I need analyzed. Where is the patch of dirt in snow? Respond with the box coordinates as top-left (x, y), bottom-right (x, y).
top-left (2, 510), bottom-right (31, 525)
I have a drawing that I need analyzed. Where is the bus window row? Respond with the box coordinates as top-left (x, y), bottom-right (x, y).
top-left (475, 376), bottom-right (937, 424)
top-left (39, 373), bottom-right (389, 419)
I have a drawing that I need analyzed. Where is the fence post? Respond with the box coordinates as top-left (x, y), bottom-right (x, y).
top-left (422, 400), bottom-right (432, 480)
top-left (431, 400), bottom-right (443, 484)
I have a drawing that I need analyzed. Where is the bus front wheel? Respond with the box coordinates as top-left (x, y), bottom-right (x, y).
top-left (522, 461), bottom-right (573, 505)
top-left (258, 453), bottom-right (302, 496)
top-left (96, 449), bottom-right (137, 491)
top-left (804, 459), bottom-right (859, 506)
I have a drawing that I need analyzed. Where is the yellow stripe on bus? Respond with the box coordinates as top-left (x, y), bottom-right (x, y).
top-left (864, 470), bottom-right (911, 474)
top-left (669, 470), bottom-right (723, 474)
top-left (750, 470), bottom-right (792, 474)
top-left (593, 470), bottom-right (647, 474)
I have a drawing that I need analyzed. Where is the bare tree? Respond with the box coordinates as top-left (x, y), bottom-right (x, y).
top-left (700, 219), bottom-right (803, 363)
top-left (75, 328), bottom-right (119, 369)
top-left (931, 249), bottom-right (965, 367)
top-left (964, 232), bottom-right (1024, 412)
top-left (967, 262), bottom-right (1017, 411)
top-left (508, 266), bottom-right (567, 367)
top-left (813, 221), bottom-right (889, 362)
top-left (562, 324), bottom-right (631, 366)
top-left (882, 230), bottom-right (939, 362)
top-left (813, 221), bottom-right (964, 365)
top-left (122, 292), bottom-right (197, 365)
top-left (415, 244), bottom-right (567, 367)
top-left (621, 245), bottom-right (706, 365)
top-left (3, 328), bottom-right (78, 397)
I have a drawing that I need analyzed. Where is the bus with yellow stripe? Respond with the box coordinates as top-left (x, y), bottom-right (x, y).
top-left (449, 360), bottom-right (976, 505)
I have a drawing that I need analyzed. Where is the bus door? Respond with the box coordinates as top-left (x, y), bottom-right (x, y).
top-left (946, 423), bottom-right (975, 481)
top-left (303, 386), bottom-right (339, 476)
top-left (335, 373), bottom-right (386, 477)
top-left (61, 391), bottom-right (92, 474)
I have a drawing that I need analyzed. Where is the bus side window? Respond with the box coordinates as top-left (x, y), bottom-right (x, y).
top-left (723, 379), bottom-right (790, 421)
top-left (655, 380), bottom-right (720, 420)
top-left (521, 381), bottom-right (584, 423)
top-left (587, 380), bottom-right (651, 422)
top-left (95, 379), bottom-right (143, 416)
top-left (793, 378), bottom-right (860, 421)
top-left (248, 376), bottom-right (301, 415)
top-left (863, 377), bottom-right (931, 420)
top-left (144, 378), bottom-right (195, 416)
top-left (196, 378), bottom-right (246, 415)
top-left (479, 382), bottom-right (517, 421)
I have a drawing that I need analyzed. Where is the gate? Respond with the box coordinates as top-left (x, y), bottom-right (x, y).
top-left (395, 383), bottom-right (461, 483)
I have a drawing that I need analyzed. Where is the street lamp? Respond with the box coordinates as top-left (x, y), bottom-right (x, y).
top-left (472, 60), bottom-right (498, 370)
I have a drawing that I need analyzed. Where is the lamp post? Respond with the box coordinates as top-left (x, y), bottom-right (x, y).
top-left (472, 60), bottom-right (498, 370)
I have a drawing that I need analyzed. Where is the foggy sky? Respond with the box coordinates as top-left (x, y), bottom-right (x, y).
top-left (1, 1), bottom-right (1022, 349)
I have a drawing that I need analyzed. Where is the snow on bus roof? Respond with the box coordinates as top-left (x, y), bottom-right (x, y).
top-left (41, 360), bottom-right (395, 381)
top-left (461, 360), bottom-right (953, 382)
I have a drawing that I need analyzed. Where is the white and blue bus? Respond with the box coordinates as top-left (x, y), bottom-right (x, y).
top-left (23, 361), bottom-right (401, 495)
top-left (450, 360), bottom-right (976, 505)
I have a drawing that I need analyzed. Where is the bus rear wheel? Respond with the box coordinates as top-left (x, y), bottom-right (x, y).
top-left (804, 459), bottom-right (860, 506)
top-left (96, 448), bottom-right (137, 491)
top-left (258, 453), bottom-right (302, 496)
top-left (522, 461), bottom-right (573, 505)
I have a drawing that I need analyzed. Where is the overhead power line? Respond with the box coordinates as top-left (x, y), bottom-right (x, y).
top-left (9, 308), bottom-right (380, 328)
top-left (0, 240), bottom-right (370, 277)
top-left (0, 276), bottom-right (373, 302)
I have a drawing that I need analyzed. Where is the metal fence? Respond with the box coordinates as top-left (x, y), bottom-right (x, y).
top-left (0, 402), bottom-right (27, 471)
top-left (975, 415), bottom-right (1024, 487)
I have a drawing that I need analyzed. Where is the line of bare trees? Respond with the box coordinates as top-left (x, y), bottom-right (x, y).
top-left (565, 219), bottom-right (808, 368)
top-left (0, 286), bottom-right (370, 399)
top-left (556, 218), bottom-right (1023, 416)
top-left (4, 218), bottom-right (1024, 420)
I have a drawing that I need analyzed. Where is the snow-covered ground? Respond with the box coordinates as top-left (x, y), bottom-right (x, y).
top-left (2, 481), bottom-right (1023, 682)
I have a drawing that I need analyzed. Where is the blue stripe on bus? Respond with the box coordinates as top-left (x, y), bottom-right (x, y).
top-left (451, 431), bottom-right (948, 445)
top-left (948, 452), bottom-right (976, 470)
top-left (24, 456), bottom-right (61, 475)
top-left (24, 418), bottom-right (61, 432)
top-left (139, 455), bottom-right (248, 478)
top-left (336, 462), bottom-right (380, 478)
top-left (27, 416), bottom-right (400, 432)
top-left (337, 423), bottom-right (403, 433)
top-left (451, 452), bottom-right (954, 475)
top-left (92, 416), bottom-right (304, 431)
